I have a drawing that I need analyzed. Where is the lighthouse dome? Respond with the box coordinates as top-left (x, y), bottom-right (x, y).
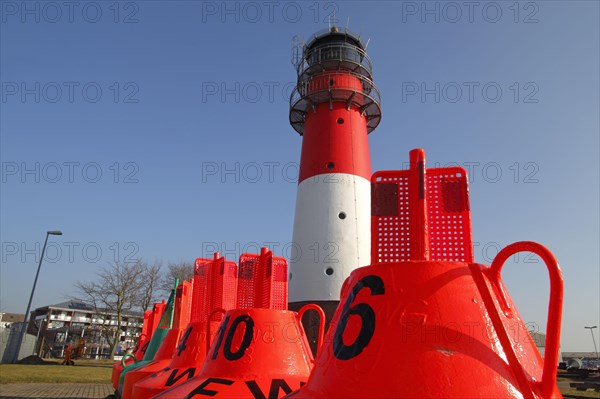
top-left (304, 27), bottom-right (366, 69)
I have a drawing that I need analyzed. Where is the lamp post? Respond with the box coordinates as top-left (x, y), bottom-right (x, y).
top-left (13, 230), bottom-right (62, 363)
top-left (585, 326), bottom-right (598, 360)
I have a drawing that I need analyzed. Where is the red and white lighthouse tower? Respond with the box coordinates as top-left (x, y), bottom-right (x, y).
top-left (288, 27), bottom-right (382, 316)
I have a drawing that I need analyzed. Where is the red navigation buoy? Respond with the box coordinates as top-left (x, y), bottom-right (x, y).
top-left (120, 279), bottom-right (193, 399)
top-left (155, 248), bottom-right (324, 399)
top-left (285, 149), bottom-right (564, 399)
top-left (131, 253), bottom-right (238, 398)
top-left (112, 301), bottom-right (166, 390)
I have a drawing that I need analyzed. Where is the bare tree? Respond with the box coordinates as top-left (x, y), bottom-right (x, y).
top-left (137, 261), bottom-right (163, 312)
top-left (74, 260), bottom-right (160, 357)
top-left (160, 261), bottom-right (194, 294)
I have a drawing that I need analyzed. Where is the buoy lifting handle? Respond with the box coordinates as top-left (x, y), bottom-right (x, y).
top-left (298, 304), bottom-right (326, 358)
top-left (488, 241), bottom-right (563, 397)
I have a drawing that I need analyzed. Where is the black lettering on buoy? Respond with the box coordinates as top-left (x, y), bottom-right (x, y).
top-left (224, 315), bottom-right (254, 361)
top-left (268, 379), bottom-right (293, 398)
top-left (184, 377), bottom-right (234, 398)
top-left (211, 315), bottom-right (231, 360)
top-left (333, 275), bottom-right (385, 360)
top-left (245, 379), bottom-right (293, 399)
top-left (176, 326), bottom-right (194, 356)
top-left (165, 367), bottom-right (196, 387)
top-left (211, 314), bottom-right (254, 361)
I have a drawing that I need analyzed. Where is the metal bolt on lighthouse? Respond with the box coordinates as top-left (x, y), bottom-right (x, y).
top-left (288, 26), bottom-right (382, 317)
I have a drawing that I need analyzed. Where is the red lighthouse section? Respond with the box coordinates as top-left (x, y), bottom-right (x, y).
top-left (131, 253), bottom-right (238, 398)
top-left (297, 73), bottom-right (372, 183)
top-left (156, 248), bottom-right (324, 399)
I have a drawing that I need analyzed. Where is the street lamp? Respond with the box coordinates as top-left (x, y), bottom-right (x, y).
top-left (13, 230), bottom-right (62, 363)
top-left (584, 326), bottom-right (598, 360)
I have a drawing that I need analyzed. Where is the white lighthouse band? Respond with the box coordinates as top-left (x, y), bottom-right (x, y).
top-left (289, 173), bottom-right (371, 303)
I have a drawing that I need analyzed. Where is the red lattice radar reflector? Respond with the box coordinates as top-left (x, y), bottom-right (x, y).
top-left (371, 149), bottom-right (473, 263)
top-left (191, 254), bottom-right (238, 323)
top-left (238, 248), bottom-right (288, 310)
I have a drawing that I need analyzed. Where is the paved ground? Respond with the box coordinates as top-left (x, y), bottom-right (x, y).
top-left (0, 384), bottom-right (113, 399)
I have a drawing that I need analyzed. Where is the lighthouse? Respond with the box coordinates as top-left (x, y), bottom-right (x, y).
top-left (288, 27), bottom-right (382, 318)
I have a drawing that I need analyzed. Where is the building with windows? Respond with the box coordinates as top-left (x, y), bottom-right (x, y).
top-left (0, 313), bottom-right (24, 329)
top-left (28, 301), bottom-right (144, 359)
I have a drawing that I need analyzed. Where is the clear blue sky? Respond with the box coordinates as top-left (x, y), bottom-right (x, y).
top-left (1, 1), bottom-right (598, 352)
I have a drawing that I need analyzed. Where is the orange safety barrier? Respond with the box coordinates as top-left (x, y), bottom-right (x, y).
top-left (285, 149), bottom-right (564, 399)
top-left (120, 280), bottom-right (193, 399)
top-left (112, 301), bottom-right (166, 390)
top-left (130, 253), bottom-right (238, 398)
top-left (155, 248), bottom-right (324, 399)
